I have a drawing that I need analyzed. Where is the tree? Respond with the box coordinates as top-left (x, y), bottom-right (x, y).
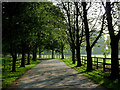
top-left (82, 2), bottom-right (105, 71)
top-left (74, 2), bottom-right (85, 67)
top-left (102, 1), bottom-right (120, 79)
top-left (62, 2), bottom-right (76, 64)
top-left (2, 2), bottom-right (28, 71)
top-left (2, 2), bottom-right (65, 70)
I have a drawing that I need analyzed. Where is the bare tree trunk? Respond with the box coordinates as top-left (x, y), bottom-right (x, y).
top-left (61, 42), bottom-right (64, 59)
top-left (33, 49), bottom-right (36, 61)
top-left (52, 50), bottom-right (54, 59)
top-left (86, 47), bottom-right (92, 71)
top-left (12, 55), bottom-right (17, 72)
top-left (75, 2), bottom-right (82, 67)
top-left (72, 48), bottom-right (75, 64)
top-left (61, 50), bottom-right (64, 59)
top-left (111, 39), bottom-right (119, 78)
top-left (82, 2), bottom-right (92, 71)
top-left (12, 51), bottom-right (17, 72)
top-left (10, 44), bottom-right (17, 72)
top-left (39, 47), bottom-right (41, 58)
top-left (105, 1), bottom-right (120, 79)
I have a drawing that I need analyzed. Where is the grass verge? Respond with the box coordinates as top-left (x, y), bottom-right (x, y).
top-left (2, 60), bottom-right (41, 88)
top-left (59, 59), bottom-right (120, 89)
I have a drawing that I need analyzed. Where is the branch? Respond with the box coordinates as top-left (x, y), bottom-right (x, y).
top-left (80, 22), bottom-right (84, 45)
top-left (111, 2), bottom-right (119, 6)
top-left (91, 14), bottom-right (105, 48)
top-left (101, 0), bottom-right (106, 9)
top-left (62, 2), bottom-right (68, 12)
top-left (113, 20), bottom-right (118, 28)
top-left (62, 2), bottom-right (75, 46)
top-left (90, 9), bottom-right (102, 31)
top-left (65, 29), bottom-right (70, 37)
top-left (86, 2), bottom-right (91, 11)
top-left (77, 5), bottom-right (83, 22)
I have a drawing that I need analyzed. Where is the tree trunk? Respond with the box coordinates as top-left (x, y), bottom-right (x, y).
top-left (12, 51), bottom-right (17, 72)
top-left (111, 39), bottom-right (119, 79)
top-left (76, 45), bottom-right (82, 67)
top-left (27, 50), bottom-right (30, 65)
top-left (105, 1), bottom-right (119, 79)
top-left (33, 49), bottom-right (36, 61)
top-left (21, 42), bottom-right (25, 67)
top-left (72, 48), bottom-right (75, 64)
top-left (39, 47), bottom-right (41, 58)
top-left (76, 45), bottom-right (82, 66)
top-left (61, 51), bottom-right (64, 59)
top-left (10, 44), bottom-right (17, 72)
top-left (75, 2), bottom-right (82, 67)
top-left (61, 43), bottom-right (64, 59)
top-left (86, 47), bottom-right (92, 71)
top-left (82, 2), bottom-right (92, 71)
top-left (52, 50), bottom-right (54, 59)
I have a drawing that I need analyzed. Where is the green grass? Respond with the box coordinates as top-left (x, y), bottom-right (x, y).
top-left (2, 60), bottom-right (41, 88)
top-left (59, 59), bottom-right (120, 89)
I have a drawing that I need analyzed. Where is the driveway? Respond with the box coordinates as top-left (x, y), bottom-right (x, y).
top-left (10, 59), bottom-right (105, 89)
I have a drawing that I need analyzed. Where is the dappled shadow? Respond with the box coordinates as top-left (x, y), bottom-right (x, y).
top-left (14, 72), bottom-right (104, 88)
top-left (37, 58), bottom-right (53, 60)
top-left (10, 59), bottom-right (105, 89)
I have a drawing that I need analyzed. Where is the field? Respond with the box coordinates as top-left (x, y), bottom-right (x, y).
top-left (39, 54), bottom-right (111, 58)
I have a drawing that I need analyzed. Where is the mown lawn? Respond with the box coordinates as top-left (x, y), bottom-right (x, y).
top-left (59, 59), bottom-right (120, 89)
top-left (2, 59), bottom-right (41, 88)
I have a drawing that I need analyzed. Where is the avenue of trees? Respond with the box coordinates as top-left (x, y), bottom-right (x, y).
top-left (56, 1), bottom-right (120, 79)
top-left (2, 1), bottom-right (120, 79)
top-left (2, 2), bottom-right (66, 71)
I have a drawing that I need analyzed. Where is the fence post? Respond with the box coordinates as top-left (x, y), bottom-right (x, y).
top-left (97, 58), bottom-right (98, 69)
top-left (103, 58), bottom-right (105, 72)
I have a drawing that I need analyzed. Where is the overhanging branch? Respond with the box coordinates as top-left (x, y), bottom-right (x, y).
top-left (91, 14), bottom-right (105, 48)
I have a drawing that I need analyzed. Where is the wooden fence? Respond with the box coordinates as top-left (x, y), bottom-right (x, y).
top-left (3, 55), bottom-right (120, 73)
top-left (81, 56), bottom-right (120, 73)
top-left (2, 57), bottom-right (26, 72)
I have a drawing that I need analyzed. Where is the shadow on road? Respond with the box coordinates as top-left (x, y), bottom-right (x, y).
top-left (37, 58), bottom-right (54, 60)
top-left (9, 59), bottom-right (105, 89)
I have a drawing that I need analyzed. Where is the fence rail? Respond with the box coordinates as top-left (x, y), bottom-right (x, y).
top-left (81, 56), bottom-right (120, 73)
top-left (2, 54), bottom-right (120, 73)
top-left (2, 57), bottom-right (27, 72)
